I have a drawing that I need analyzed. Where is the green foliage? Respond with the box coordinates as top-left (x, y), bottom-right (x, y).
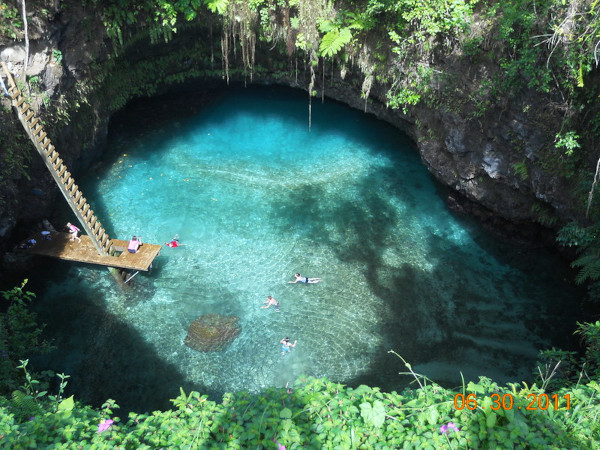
top-left (318, 26), bottom-right (353, 58)
top-left (557, 221), bottom-right (600, 293)
top-left (0, 281), bottom-right (53, 395)
top-left (1, 370), bottom-right (599, 448)
top-left (513, 160), bottom-right (528, 180)
top-left (0, 2), bottom-right (22, 40)
top-left (94, 0), bottom-right (208, 48)
top-left (555, 131), bottom-right (581, 157)
top-left (52, 49), bottom-right (63, 65)
top-left (204, 0), bottom-right (228, 15)
top-left (575, 321), bottom-right (600, 375)
top-left (535, 320), bottom-right (600, 391)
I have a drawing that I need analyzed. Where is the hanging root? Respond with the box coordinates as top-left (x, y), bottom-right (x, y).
top-left (586, 156), bottom-right (600, 218)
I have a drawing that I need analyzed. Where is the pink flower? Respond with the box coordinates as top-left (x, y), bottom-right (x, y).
top-left (97, 419), bottom-right (114, 434)
top-left (440, 422), bottom-right (459, 434)
top-left (272, 438), bottom-right (286, 450)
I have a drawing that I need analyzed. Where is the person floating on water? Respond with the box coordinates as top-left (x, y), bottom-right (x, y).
top-left (280, 337), bottom-right (297, 355)
top-left (128, 235), bottom-right (142, 253)
top-left (165, 234), bottom-right (185, 248)
top-left (66, 222), bottom-right (81, 242)
top-left (288, 273), bottom-right (321, 284)
top-left (261, 296), bottom-right (280, 312)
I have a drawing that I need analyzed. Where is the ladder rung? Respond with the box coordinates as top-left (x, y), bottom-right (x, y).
top-left (29, 118), bottom-right (40, 129)
top-left (92, 221), bottom-right (100, 233)
top-left (57, 166), bottom-right (67, 178)
top-left (15, 96), bottom-right (25, 107)
top-left (41, 139), bottom-right (50, 150)
top-left (45, 144), bottom-right (54, 155)
top-left (89, 216), bottom-right (97, 228)
top-left (25, 111), bottom-right (35, 122)
top-left (65, 178), bottom-right (74, 190)
top-left (53, 158), bottom-right (62, 169)
top-left (70, 183), bottom-right (78, 195)
top-left (61, 170), bottom-right (70, 182)
top-left (85, 209), bottom-right (94, 220)
top-left (20, 104), bottom-right (30, 114)
top-left (10, 90), bottom-right (19, 100)
top-left (81, 203), bottom-right (90, 215)
top-left (100, 234), bottom-right (109, 246)
top-left (74, 191), bottom-right (82, 202)
top-left (32, 124), bottom-right (43, 135)
top-left (49, 152), bottom-right (59, 164)
top-left (36, 132), bottom-right (47, 142)
top-left (78, 197), bottom-right (86, 208)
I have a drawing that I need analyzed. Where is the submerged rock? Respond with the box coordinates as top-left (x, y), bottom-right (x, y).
top-left (184, 314), bottom-right (241, 352)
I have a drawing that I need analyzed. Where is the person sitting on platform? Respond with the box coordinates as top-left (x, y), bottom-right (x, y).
top-left (66, 222), bottom-right (81, 242)
top-left (128, 236), bottom-right (142, 253)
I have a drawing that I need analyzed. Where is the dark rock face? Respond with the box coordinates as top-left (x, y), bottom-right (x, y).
top-left (0, 4), bottom-right (588, 276)
top-left (184, 314), bottom-right (241, 352)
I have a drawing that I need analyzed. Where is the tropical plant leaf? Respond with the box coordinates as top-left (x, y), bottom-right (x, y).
top-left (58, 395), bottom-right (75, 412)
top-left (204, 0), bottom-right (228, 15)
top-left (572, 255), bottom-right (600, 284)
top-left (319, 27), bottom-right (352, 58)
top-left (360, 400), bottom-right (385, 428)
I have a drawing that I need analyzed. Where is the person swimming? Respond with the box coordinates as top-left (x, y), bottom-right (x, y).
top-left (280, 337), bottom-right (297, 355)
top-left (165, 234), bottom-right (185, 248)
top-left (288, 273), bottom-right (322, 284)
top-left (261, 296), bottom-right (280, 312)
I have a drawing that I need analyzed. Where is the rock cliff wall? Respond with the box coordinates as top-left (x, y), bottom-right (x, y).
top-left (0, 3), bottom-right (588, 280)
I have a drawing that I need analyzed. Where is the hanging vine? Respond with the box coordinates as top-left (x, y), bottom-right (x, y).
top-left (294, 0), bottom-right (333, 129)
top-left (215, 1), bottom-right (259, 84)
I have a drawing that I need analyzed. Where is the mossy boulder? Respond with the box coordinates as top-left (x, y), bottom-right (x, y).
top-left (184, 314), bottom-right (241, 352)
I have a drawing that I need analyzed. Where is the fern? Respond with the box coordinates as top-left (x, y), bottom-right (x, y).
top-left (572, 254), bottom-right (600, 284)
top-left (319, 27), bottom-right (352, 58)
top-left (11, 390), bottom-right (41, 420)
top-left (512, 161), bottom-right (528, 180)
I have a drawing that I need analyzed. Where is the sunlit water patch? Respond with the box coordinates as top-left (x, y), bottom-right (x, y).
top-left (29, 85), bottom-right (581, 413)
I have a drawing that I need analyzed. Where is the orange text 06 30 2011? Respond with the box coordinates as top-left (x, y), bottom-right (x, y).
top-left (453, 393), bottom-right (571, 411)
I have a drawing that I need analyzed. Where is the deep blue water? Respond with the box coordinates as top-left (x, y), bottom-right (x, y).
top-left (27, 85), bottom-right (581, 414)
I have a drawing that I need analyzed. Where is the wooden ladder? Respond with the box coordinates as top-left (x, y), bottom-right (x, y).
top-left (1, 62), bottom-right (130, 284)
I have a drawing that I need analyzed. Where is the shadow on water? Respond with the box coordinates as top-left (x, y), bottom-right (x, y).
top-left (270, 161), bottom-right (580, 391)
top-left (27, 262), bottom-right (200, 416)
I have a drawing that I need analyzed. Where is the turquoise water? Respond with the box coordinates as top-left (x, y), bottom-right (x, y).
top-left (30, 85), bottom-right (580, 413)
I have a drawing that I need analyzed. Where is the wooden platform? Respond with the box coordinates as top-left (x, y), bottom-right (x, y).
top-left (17, 232), bottom-right (162, 271)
